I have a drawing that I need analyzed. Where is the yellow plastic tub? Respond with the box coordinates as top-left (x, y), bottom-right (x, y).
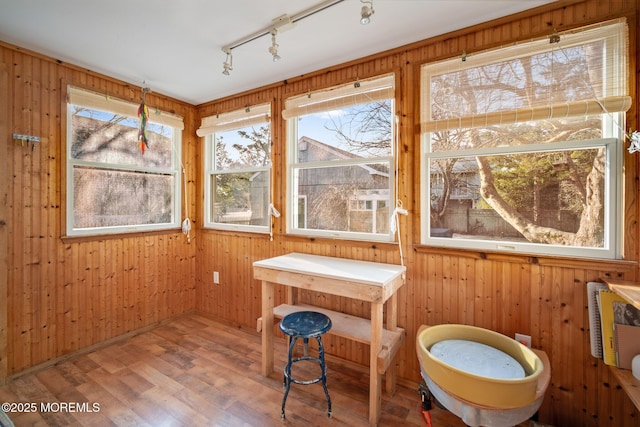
top-left (416, 324), bottom-right (544, 409)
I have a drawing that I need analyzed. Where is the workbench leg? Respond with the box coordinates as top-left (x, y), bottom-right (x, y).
top-left (385, 366), bottom-right (397, 395)
top-left (385, 293), bottom-right (398, 395)
top-left (369, 302), bottom-right (383, 426)
top-left (261, 280), bottom-right (274, 376)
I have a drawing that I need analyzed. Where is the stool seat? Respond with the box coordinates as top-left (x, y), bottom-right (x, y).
top-left (279, 310), bottom-right (332, 338)
top-left (279, 311), bottom-right (332, 419)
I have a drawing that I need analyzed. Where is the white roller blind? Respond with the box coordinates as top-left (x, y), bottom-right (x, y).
top-left (282, 74), bottom-right (394, 120)
top-left (68, 86), bottom-right (184, 130)
top-left (421, 96), bottom-right (632, 132)
top-left (197, 103), bottom-right (271, 136)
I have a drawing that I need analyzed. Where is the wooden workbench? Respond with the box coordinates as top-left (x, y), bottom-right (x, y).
top-left (254, 252), bottom-right (406, 426)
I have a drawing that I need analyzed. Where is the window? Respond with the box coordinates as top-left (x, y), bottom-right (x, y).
top-left (199, 104), bottom-right (272, 232)
top-left (420, 21), bottom-right (630, 259)
top-left (66, 87), bottom-right (184, 236)
top-left (348, 190), bottom-right (389, 234)
top-left (284, 74), bottom-right (395, 241)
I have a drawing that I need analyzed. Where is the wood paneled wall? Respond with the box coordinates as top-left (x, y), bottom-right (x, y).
top-left (195, 1), bottom-right (640, 426)
top-left (1, 1), bottom-right (639, 426)
top-left (0, 46), bottom-right (198, 380)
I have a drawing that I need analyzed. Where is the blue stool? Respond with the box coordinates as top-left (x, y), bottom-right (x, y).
top-left (279, 311), bottom-right (332, 419)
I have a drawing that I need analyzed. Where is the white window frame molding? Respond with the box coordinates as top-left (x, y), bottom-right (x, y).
top-left (284, 74), bottom-right (396, 242)
top-left (65, 86), bottom-right (183, 237)
top-left (419, 21), bottom-right (628, 259)
top-left (201, 104), bottom-right (272, 233)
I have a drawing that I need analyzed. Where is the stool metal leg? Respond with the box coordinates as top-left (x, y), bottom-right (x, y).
top-left (316, 336), bottom-right (332, 418)
top-left (280, 335), bottom-right (332, 419)
top-left (281, 336), bottom-right (297, 419)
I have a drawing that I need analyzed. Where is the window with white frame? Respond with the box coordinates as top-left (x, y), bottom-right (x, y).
top-left (284, 74), bottom-right (395, 241)
top-left (66, 86), bottom-right (183, 236)
top-left (420, 21), bottom-right (630, 259)
top-left (199, 104), bottom-right (272, 232)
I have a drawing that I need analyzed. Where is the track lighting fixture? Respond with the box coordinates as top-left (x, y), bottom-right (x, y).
top-left (360, 0), bottom-right (374, 25)
top-left (269, 30), bottom-right (281, 62)
top-left (222, 0), bottom-right (380, 73)
top-left (222, 49), bottom-right (233, 75)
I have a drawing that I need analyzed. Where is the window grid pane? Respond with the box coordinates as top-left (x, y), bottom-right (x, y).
top-left (71, 107), bottom-right (174, 168)
top-left (73, 167), bottom-right (174, 228)
top-left (428, 147), bottom-right (605, 248)
top-left (210, 171), bottom-right (270, 226)
top-left (293, 164), bottom-right (390, 235)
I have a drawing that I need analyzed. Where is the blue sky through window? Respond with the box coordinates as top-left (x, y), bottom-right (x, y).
top-left (73, 107), bottom-right (173, 138)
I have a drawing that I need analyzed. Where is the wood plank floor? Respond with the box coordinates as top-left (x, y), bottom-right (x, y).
top-left (0, 313), bottom-right (531, 426)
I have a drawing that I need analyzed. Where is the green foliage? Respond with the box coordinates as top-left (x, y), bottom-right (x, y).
top-left (213, 125), bottom-right (271, 217)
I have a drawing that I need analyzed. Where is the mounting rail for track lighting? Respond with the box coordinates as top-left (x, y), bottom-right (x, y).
top-left (221, 0), bottom-right (345, 54)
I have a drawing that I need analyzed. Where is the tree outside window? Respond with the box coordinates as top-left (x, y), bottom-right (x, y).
top-left (67, 88), bottom-right (183, 236)
top-left (420, 22), bottom-right (629, 258)
top-left (209, 125), bottom-right (271, 227)
top-left (201, 104), bottom-right (272, 232)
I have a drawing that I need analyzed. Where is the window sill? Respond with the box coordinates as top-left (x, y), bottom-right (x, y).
top-left (413, 244), bottom-right (637, 272)
top-left (200, 227), bottom-right (271, 239)
top-left (61, 228), bottom-right (184, 243)
top-left (282, 233), bottom-right (401, 250)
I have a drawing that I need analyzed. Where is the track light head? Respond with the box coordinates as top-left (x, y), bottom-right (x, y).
top-left (269, 48), bottom-right (281, 62)
top-left (269, 31), bottom-right (281, 62)
top-left (360, 1), bottom-right (374, 25)
top-left (222, 49), bottom-right (233, 75)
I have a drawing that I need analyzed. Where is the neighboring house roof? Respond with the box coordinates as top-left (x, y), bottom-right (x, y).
top-left (299, 136), bottom-right (358, 160)
top-left (299, 136), bottom-right (389, 177)
top-left (430, 157), bottom-right (479, 174)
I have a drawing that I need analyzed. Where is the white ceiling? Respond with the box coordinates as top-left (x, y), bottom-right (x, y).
top-left (0, 0), bottom-right (556, 105)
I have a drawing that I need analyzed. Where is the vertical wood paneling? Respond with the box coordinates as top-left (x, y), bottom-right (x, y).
top-left (2, 0), bottom-right (639, 425)
top-left (0, 55), bottom-right (9, 383)
top-left (1, 45), bottom-right (197, 381)
top-left (42, 60), bottom-right (55, 365)
top-left (10, 50), bottom-right (24, 372)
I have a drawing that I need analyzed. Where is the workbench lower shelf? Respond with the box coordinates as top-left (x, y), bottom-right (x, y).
top-left (257, 303), bottom-right (405, 374)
